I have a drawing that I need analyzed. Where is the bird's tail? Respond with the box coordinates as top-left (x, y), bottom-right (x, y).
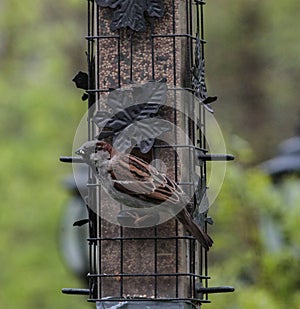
top-left (176, 208), bottom-right (213, 250)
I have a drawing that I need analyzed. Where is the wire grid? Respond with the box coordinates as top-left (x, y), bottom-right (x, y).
top-left (85, 0), bottom-right (210, 306)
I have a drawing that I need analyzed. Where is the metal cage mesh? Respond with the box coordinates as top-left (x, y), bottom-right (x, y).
top-left (61, 0), bottom-right (234, 307)
top-left (85, 0), bottom-right (209, 306)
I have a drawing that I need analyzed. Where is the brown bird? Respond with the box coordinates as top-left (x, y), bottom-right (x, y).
top-left (76, 140), bottom-right (213, 250)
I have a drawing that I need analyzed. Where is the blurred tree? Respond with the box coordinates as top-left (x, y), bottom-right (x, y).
top-left (235, 1), bottom-right (268, 140)
top-left (0, 1), bottom-right (90, 308)
top-left (206, 0), bottom-right (300, 162)
top-left (209, 161), bottom-right (300, 308)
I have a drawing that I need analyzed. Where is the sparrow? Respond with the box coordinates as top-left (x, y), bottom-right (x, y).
top-left (75, 140), bottom-right (213, 250)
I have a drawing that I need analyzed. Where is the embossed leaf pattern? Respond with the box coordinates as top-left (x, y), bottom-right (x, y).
top-left (191, 35), bottom-right (217, 113)
top-left (146, 0), bottom-right (164, 17)
top-left (72, 71), bottom-right (89, 101)
top-left (190, 175), bottom-right (212, 229)
top-left (95, 0), bottom-right (164, 32)
top-left (93, 82), bottom-right (170, 153)
top-left (94, 104), bottom-right (162, 135)
top-left (113, 118), bottom-right (172, 153)
top-left (72, 55), bottom-right (96, 102)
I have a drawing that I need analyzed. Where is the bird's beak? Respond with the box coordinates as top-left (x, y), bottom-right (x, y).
top-left (75, 140), bottom-right (97, 156)
top-left (75, 147), bottom-right (84, 156)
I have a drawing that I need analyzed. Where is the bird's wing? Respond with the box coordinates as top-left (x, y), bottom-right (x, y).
top-left (108, 154), bottom-right (184, 205)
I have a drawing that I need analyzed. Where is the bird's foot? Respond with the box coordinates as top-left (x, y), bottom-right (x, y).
top-left (117, 209), bottom-right (160, 227)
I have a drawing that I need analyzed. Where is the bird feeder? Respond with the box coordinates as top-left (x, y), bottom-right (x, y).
top-left (61, 0), bottom-right (234, 307)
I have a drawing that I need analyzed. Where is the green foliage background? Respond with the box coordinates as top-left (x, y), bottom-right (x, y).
top-left (0, 1), bottom-right (89, 308)
top-left (1, 0), bottom-right (300, 308)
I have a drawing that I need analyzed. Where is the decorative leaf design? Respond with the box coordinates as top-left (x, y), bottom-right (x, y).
top-left (191, 34), bottom-right (217, 113)
top-left (95, 0), bottom-right (164, 32)
top-left (72, 71), bottom-right (89, 101)
top-left (93, 81), bottom-right (170, 153)
top-left (113, 118), bottom-right (172, 153)
top-left (191, 174), bottom-right (213, 229)
top-left (146, 0), bottom-right (165, 17)
top-left (73, 71), bottom-right (88, 90)
top-left (72, 54), bottom-right (96, 102)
